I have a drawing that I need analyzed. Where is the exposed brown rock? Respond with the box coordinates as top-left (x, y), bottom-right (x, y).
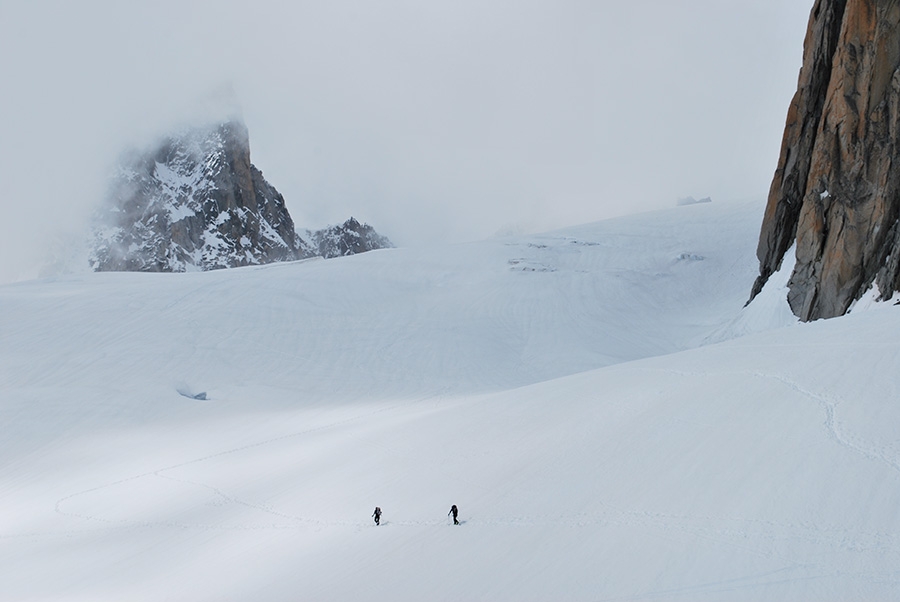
top-left (751, 0), bottom-right (900, 320)
top-left (750, 0), bottom-right (848, 311)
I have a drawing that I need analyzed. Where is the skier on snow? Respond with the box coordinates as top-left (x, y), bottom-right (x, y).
top-left (448, 504), bottom-right (459, 525)
top-left (372, 506), bottom-right (382, 526)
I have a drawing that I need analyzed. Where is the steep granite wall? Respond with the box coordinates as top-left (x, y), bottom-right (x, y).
top-left (751, 0), bottom-right (900, 320)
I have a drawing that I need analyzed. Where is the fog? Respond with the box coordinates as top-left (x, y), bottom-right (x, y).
top-left (0, 0), bottom-right (811, 283)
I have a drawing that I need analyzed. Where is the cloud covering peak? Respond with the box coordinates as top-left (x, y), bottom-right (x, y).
top-left (0, 0), bottom-right (811, 283)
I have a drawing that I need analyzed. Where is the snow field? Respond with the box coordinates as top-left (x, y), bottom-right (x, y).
top-left (3, 200), bottom-right (898, 600)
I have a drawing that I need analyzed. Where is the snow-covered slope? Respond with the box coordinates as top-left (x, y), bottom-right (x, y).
top-left (4, 200), bottom-right (898, 601)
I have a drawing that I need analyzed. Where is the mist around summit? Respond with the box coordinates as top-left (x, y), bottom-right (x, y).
top-left (0, 0), bottom-right (813, 284)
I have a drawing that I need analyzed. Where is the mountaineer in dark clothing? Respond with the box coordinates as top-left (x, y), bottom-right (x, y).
top-left (373, 506), bottom-right (382, 526)
top-left (448, 504), bottom-right (459, 525)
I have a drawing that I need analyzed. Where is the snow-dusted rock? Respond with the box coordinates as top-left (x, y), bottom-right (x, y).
top-left (90, 120), bottom-right (391, 272)
top-left (305, 217), bottom-right (393, 259)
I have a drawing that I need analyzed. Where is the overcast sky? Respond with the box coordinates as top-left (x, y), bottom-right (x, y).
top-left (0, 0), bottom-right (812, 283)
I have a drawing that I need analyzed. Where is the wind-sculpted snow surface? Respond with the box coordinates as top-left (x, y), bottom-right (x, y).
top-left (3, 201), bottom-right (898, 600)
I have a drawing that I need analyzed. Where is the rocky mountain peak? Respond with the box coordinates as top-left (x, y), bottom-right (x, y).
top-left (90, 120), bottom-right (391, 272)
top-left (308, 217), bottom-right (394, 259)
top-left (751, 0), bottom-right (900, 320)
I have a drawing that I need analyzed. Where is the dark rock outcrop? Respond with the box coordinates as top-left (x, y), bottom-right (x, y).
top-left (751, 0), bottom-right (900, 320)
top-left (90, 120), bottom-right (391, 272)
top-left (307, 217), bottom-right (394, 259)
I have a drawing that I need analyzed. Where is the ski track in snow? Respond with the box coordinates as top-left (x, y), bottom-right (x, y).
top-left (7, 202), bottom-right (900, 600)
top-left (44, 367), bottom-right (900, 597)
top-left (52, 393), bottom-right (449, 531)
top-left (756, 371), bottom-right (900, 476)
top-left (661, 365), bottom-right (900, 477)
top-left (48, 375), bottom-right (900, 575)
top-left (642, 366), bottom-right (900, 566)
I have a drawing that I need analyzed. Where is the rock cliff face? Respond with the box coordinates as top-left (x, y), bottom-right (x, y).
top-left (751, 0), bottom-right (900, 320)
top-left (90, 120), bottom-right (391, 272)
